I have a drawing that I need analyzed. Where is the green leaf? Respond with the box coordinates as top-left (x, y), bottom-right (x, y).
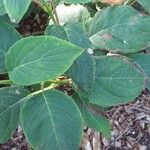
top-left (80, 56), bottom-right (144, 107)
top-left (66, 51), bottom-right (95, 91)
top-left (0, 21), bottom-right (21, 74)
top-left (137, 0), bottom-right (150, 13)
top-left (0, 86), bottom-right (29, 143)
top-left (6, 36), bottom-right (84, 86)
top-left (64, 22), bottom-right (92, 48)
top-left (61, 0), bottom-right (94, 4)
top-left (0, 15), bottom-right (19, 27)
top-left (0, 2), bottom-right (6, 16)
top-left (3, 0), bottom-right (32, 23)
top-left (89, 6), bottom-right (150, 54)
top-left (73, 94), bottom-right (111, 137)
top-left (130, 54), bottom-right (150, 80)
top-left (45, 25), bottom-right (68, 41)
top-left (130, 54), bottom-right (150, 89)
top-left (146, 82), bottom-right (150, 89)
top-left (21, 90), bottom-right (83, 150)
top-left (45, 22), bottom-right (92, 48)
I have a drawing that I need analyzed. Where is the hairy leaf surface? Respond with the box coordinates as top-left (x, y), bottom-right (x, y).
top-left (73, 94), bottom-right (111, 137)
top-left (3, 0), bottom-right (32, 23)
top-left (21, 90), bottom-right (83, 150)
top-left (130, 54), bottom-right (150, 89)
top-left (0, 21), bottom-right (21, 74)
top-left (89, 6), bottom-right (150, 54)
top-left (0, 87), bottom-right (28, 143)
top-left (130, 54), bottom-right (150, 80)
top-left (0, 2), bottom-right (6, 16)
top-left (6, 36), bottom-right (83, 85)
top-left (89, 56), bottom-right (144, 106)
top-left (77, 56), bottom-right (144, 107)
top-left (45, 22), bottom-right (91, 48)
top-left (66, 51), bottom-right (94, 91)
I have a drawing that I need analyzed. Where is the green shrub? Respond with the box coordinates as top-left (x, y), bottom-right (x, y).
top-left (0, 0), bottom-right (149, 149)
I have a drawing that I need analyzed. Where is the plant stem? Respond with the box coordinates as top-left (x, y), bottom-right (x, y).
top-left (49, 79), bottom-right (72, 85)
top-left (125, 0), bottom-right (136, 5)
top-left (33, 0), bottom-right (45, 10)
top-left (33, 0), bottom-right (57, 24)
top-left (130, 0), bottom-right (136, 6)
top-left (51, 1), bottom-right (60, 25)
top-left (29, 79), bottom-right (72, 96)
top-left (44, 3), bottom-right (57, 24)
top-left (0, 80), bottom-right (13, 85)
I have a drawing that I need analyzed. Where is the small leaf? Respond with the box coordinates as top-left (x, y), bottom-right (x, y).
top-left (21, 90), bottom-right (83, 150)
top-left (6, 36), bottom-right (84, 86)
top-left (0, 2), bottom-right (6, 16)
top-left (45, 22), bottom-right (92, 48)
top-left (3, 0), bottom-right (32, 23)
top-left (137, 0), bottom-right (150, 13)
top-left (73, 94), bottom-right (111, 137)
top-left (89, 6), bottom-right (150, 54)
top-left (0, 86), bottom-right (29, 143)
top-left (0, 21), bottom-right (21, 74)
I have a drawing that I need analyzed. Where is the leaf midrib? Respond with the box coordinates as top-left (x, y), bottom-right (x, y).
top-left (42, 93), bottom-right (61, 150)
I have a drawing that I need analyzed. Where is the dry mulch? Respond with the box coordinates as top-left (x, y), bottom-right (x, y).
top-left (80, 89), bottom-right (150, 150)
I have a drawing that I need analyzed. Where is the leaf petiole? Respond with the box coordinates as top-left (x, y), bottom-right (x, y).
top-left (0, 79), bottom-right (13, 85)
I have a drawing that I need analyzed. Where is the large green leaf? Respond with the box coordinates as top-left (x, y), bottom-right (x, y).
top-left (89, 6), bottom-right (150, 54)
top-left (6, 36), bottom-right (84, 86)
top-left (73, 94), bottom-right (111, 137)
top-left (21, 90), bottom-right (83, 150)
top-left (79, 56), bottom-right (144, 107)
top-left (61, 0), bottom-right (94, 4)
top-left (137, 0), bottom-right (150, 13)
top-left (0, 2), bottom-right (6, 16)
top-left (45, 22), bottom-right (92, 48)
top-left (0, 21), bottom-right (21, 74)
top-left (0, 86), bottom-right (28, 143)
top-left (3, 0), bottom-right (32, 23)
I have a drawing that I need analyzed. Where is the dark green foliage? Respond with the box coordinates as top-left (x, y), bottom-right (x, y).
top-left (0, 0), bottom-right (149, 149)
